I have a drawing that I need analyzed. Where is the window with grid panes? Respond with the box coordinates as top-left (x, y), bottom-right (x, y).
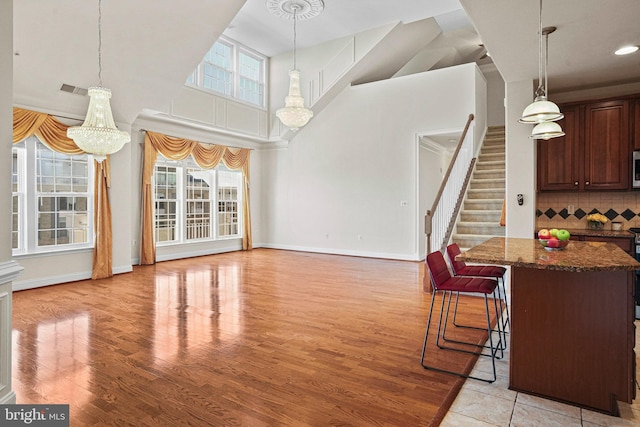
top-left (187, 36), bottom-right (266, 108)
top-left (203, 40), bottom-right (233, 96)
top-left (153, 157), bottom-right (242, 245)
top-left (12, 136), bottom-right (94, 255)
top-left (217, 170), bottom-right (241, 237)
top-left (12, 149), bottom-right (22, 250)
top-left (238, 50), bottom-right (263, 105)
top-left (185, 168), bottom-right (212, 240)
top-left (154, 164), bottom-right (178, 243)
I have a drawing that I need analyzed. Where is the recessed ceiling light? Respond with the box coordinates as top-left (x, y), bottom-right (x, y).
top-left (614, 45), bottom-right (639, 55)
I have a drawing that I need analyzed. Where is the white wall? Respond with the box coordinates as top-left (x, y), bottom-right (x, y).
top-left (0, 0), bottom-right (21, 404)
top-left (261, 64), bottom-right (484, 260)
top-left (505, 79), bottom-right (536, 238)
top-left (484, 67), bottom-right (506, 127)
top-left (418, 141), bottom-right (449, 260)
top-left (475, 67), bottom-right (488, 153)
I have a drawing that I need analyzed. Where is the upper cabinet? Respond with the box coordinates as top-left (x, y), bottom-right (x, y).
top-left (537, 98), bottom-right (631, 192)
top-left (537, 105), bottom-right (581, 191)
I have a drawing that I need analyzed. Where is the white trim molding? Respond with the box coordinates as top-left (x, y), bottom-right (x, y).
top-left (0, 260), bottom-right (22, 405)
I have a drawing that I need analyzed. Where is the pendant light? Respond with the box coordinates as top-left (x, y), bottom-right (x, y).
top-left (67, 0), bottom-right (130, 162)
top-left (519, 0), bottom-right (564, 134)
top-left (269, 0), bottom-right (324, 132)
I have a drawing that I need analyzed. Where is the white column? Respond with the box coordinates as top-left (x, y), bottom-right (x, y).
top-left (505, 80), bottom-right (537, 238)
top-left (0, 0), bottom-right (23, 405)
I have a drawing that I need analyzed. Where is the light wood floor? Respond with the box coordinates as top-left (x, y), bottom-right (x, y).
top-left (11, 249), bottom-right (494, 426)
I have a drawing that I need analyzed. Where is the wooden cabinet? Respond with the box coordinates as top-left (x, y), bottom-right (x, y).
top-left (537, 99), bottom-right (630, 191)
top-left (537, 105), bottom-right (581, 191)
top-left (584, 100), bottom-right (629, 190)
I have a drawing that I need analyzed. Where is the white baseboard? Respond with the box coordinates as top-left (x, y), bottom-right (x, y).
top-left (13, 271), bottom-right (92, 291)
top-left (259, 243), bottom-right (420, 261)
top-left (0, 390), bottom-right (16, 404)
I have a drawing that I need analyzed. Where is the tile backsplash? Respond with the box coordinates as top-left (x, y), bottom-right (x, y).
top-left (536, 191), bottom-right (640, 230)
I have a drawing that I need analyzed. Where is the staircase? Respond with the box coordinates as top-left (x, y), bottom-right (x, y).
top-left (452, 126), bottom-right (506, 250)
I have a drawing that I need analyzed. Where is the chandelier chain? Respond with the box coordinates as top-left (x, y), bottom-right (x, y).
top-left (293, 8), bottom-right (298, 70)
top-left (98, 0), bottom-right (103, 86)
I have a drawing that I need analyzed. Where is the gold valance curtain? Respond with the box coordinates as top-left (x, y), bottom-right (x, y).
top-left (12, 107), bottom-right (114, 280)
top-left (140, 131), bottom-right (252, 265)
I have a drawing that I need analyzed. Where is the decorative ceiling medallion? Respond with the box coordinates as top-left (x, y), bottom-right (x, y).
top-left (266, 0), bottom-right (325, 20)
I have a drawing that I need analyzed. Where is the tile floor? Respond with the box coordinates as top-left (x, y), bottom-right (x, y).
top-left (440, 321), bottom-right (640, 427)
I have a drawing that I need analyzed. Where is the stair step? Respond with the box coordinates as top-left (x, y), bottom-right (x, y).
top-left (481, 145), bottom-right (505, 154)
top-left (476, 160), bottom-right (505, 170)
top-left (460, 209), bottom-right (502, 222)
top-left (483, 137), bottom-right (505, 143)
top-left (479, 153), bottom-right (505, 162)
top-left (456, 221), bottom-right (505, 235)
top-left (464, 198), bottom-right (504, 210)
top-left (467, 188), bottom-right (505, 199)
top-left (473, 170), bottom-right (505, 180)
top-left (452, 233), bottom-right (503, 249)
top-left (470, 178), bottom-right (505, 189)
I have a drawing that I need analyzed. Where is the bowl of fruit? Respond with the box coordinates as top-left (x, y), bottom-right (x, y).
top-left (537, 228), bottom-right (570, 251)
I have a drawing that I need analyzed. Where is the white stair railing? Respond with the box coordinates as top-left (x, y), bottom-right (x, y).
top-left (424, 114), bottom-right (475, 291)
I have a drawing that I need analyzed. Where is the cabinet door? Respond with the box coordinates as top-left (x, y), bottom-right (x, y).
top-left (584, 100), bottom-right (630, 190)
top-left (537, 105), bottom-right (581, 191)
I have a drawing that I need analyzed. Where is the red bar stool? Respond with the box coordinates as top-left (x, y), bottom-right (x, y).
top-left (420, 250), bottom-right (503, 383)
top-left (446, 243), bottom-right (510, 334)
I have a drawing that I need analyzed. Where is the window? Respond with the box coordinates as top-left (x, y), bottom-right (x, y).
top-left (12, 136), bottom-right (94, 255)
top-left (154, 157), bottom-right (242, 245)
top-left (187, 36), bottom-right (267, 108)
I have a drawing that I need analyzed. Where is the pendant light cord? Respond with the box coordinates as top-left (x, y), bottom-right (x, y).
top-left (544, 31), bottom-right (550, 98)
top-left (535, 0), bottom-right (544, 97)
top-left (98, 0), bottom-right (103, 87)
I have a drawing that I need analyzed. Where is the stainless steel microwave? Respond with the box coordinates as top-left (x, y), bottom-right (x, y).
top-left (634, 150), bottom-right (640, 188)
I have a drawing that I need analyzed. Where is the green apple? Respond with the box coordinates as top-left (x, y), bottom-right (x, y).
top-left (556, 229), bottom-right (570, 241)
top-left (549, 228), bottom-right (559, 237)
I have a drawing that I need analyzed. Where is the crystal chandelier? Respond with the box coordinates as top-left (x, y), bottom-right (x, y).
top-left (270, 0), bottom-right (324, 131)
top-left (67, 0), bottom-right (130, 162)
top-left (519, 0), bottom-right (564, 139)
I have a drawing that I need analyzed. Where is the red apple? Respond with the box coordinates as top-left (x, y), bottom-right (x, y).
top-left (538, 229), bottom-right (551, 239)
top-left (547, 238), bottom-right (561, 248)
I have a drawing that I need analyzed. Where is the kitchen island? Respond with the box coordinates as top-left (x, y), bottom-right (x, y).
top-left (458, 237), bottom-right (639, 415)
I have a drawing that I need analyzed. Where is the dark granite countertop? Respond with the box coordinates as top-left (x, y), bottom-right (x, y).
top-left (458, 237), bottom-right (640, 272)
top-left (561, 228), bottom-right (635, 239)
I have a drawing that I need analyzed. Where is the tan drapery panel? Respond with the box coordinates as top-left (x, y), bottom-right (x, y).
top-left (140, 139), bottom-right (159, 265)
top-left (12, 107), bottom-right (114, 279)
top-left (140, 131), bottom-right (252, 265)
top-left (92, 162), bottom-right (113, 279)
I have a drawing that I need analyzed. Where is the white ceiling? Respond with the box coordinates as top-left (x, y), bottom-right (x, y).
top-left (223, 0), bottom-right (465, 57)
top-left (460, 0), bottom-right (640, 94)
top-left (11, 0), bottom-right (640, 128)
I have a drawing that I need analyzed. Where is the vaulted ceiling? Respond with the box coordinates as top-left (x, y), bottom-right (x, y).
top-left (11, 0), bottom-right (640, 127)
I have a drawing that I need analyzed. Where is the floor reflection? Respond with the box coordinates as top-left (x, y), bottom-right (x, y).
top-left (13, 314), bottom-right (92, 406)
top-left (153, 264), bottom-right (242, 363)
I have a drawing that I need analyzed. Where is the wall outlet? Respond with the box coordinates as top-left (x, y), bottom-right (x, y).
top-left (568, 205), bottom-right (575, 215)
